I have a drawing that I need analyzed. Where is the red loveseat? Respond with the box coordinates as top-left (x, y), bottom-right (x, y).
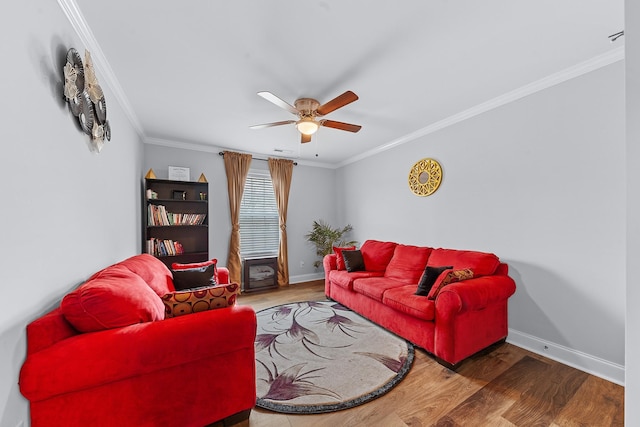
top-left (324, 240), bottom-right (516, 367)
top-left (19, 254), bottom-right (257, 427)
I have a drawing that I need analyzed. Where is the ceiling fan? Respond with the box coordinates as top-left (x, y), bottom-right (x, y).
top-left (250, 90), bottom-right (362, 143)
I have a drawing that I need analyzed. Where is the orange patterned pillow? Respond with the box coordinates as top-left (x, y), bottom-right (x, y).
top-left (162, 283), bottom-right (239, 318)
top-left (427, 268), bottom-right (474, 300)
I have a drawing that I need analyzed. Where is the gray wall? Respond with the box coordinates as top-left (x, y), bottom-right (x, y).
top-left (337, 62), bottom-right (626, 383)
top-left (626, 0), bottom-right (639, 422)
top-left (0, 1), bottom-right (144, 426)
top-left (0, 2), bottom-right (632, 425)
top-left (143, 143), bottom-right (338, 282)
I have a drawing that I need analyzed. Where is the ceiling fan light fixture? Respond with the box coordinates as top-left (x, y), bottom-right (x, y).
top-left (296, 117), bottom-right (319, 135)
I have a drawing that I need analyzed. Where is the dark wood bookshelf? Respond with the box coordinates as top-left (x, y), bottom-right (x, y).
top-left (143, 178), bottom-right (209, 267)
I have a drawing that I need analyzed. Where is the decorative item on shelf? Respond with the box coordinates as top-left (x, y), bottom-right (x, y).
top-left (145, 168), bottom-right (157, 179)
top-left (146, 189), bottom-right (158, 200)
top-left (172, 190), bottom-right (187, 200)
top-left (62, 48), bottom-right (111, 152)
top-left (408, 158), bottom-right (443, 197)
top-left (168, 166), bottom-right (190, 181)
top-left (198, 173), bottom-right (208, 183)
top-left (199, 192), bottom-right (207, 201)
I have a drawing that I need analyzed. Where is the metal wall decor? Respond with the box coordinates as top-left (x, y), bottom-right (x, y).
top-left (63, 48), bottom-right (111, 152)
top-left (408, 158), bottom-right (443, 196)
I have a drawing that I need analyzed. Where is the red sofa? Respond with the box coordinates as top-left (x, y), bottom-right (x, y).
top-left (19, 254), bottom-right (257, 427)
top-left (324, 240), bottom-right (516, 367)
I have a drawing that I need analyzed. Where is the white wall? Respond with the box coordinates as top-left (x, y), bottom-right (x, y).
top-left (626, 0), bottom-right (639, 422)
top-left (0, 1), bottom-right (144, 426)
top-left (143, 143), bottom-right (337, 282)
top-left (337, 62), bottom-right (626, 383)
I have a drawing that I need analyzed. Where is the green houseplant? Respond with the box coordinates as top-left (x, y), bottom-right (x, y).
top-left (305, 220), bottom-right (357, 268)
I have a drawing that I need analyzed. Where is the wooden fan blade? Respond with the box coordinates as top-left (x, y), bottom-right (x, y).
top-left (321, 120), bottom-right (362, 133)
top-left (301, 133), bottom-right (312, 143)
top-left (257, 91), bottom-right (299, 115)
top-left (316, 91), bottom-right (359, 116)
top-left (249, 120), bottom-right (296, 130)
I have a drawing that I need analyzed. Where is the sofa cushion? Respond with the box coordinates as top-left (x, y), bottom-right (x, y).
top-left (428, 249), bottom-right (500, 276)
top-left (383, 285), bottom-right (436, 321)
top-left (329, 270), bottom-right (384, 291)
top-left (162, 283), bottom-right (239, 318)
top-left (384, 244), bottom-right (432, 282)
top-left (333, 246), bottom-right (356, 270)
top-left (61, 265), bottom-right (166, 333)
top-left (353, 277), bottom-right (407, 302)
top-left (428, 268), bottom-right (475, 300)
top-left (360, 240), bottom-right (398, 272)
top-left (118, 254), bottom-right (174, 296)
top-left (415, 265), bottom-right (453, 296)
top-left (342, 249), bottom-right (365, 272)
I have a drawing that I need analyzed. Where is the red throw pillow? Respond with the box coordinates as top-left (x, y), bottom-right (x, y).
top-left (333, 246), bottom-right (356, 270)
top-left (171, 258), bottom-right (217, 270)
top-left (162, 283), bottom-right (240, 318)
top-left (427, 268), bottom-right (474, 300)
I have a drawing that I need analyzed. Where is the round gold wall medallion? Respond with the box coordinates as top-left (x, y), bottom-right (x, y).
top-left (408, 158), bottom-right (442, 196)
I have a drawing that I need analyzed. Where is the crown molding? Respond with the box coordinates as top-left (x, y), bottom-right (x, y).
top-left (144, 137), bottom-right (334, 169)
top-left (338, 46), bottom-right (625, 168)
top-left (57, 0), bottom-right (145, 137)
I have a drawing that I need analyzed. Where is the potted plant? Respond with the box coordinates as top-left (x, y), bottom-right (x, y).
top-left (305, 220), bottom-right (357, 268)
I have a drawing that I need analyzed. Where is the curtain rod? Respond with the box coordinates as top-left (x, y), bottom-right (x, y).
top-left (218, 151), bottom-right (297, 165)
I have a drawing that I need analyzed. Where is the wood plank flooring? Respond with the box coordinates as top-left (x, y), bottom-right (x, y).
top-left (236, 281), bottom-right (624, 427)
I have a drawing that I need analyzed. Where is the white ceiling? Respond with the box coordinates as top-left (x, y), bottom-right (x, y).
top-left (70, 0), bottom-right (623, 166)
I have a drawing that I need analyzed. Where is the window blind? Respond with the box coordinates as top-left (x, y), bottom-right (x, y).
top-left (239, 172), bottom-right (280, 257)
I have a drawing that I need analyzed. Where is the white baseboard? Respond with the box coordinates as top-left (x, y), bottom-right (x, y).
top-left (507, 328), bottom-right (625, 386)
top-left (289, 272), bottom-right (325, 285)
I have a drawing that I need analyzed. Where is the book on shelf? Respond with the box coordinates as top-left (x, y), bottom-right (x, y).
top-left (147, 205), bottom-right (206, 226)
top-left (146, 238), bottom-right (186, 257)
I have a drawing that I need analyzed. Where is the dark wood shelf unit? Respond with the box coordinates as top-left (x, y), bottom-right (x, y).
top-left (144, 178), bottom-right (209, 267)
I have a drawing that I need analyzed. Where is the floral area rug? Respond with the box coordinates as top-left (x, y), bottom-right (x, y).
top-left (254, 300), bottom-right (414, 414)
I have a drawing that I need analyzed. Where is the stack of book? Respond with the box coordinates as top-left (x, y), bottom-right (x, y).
top-left (146, 238), bottom-right (185, 257)
top-left (148, 205), bottom-right (206, 226)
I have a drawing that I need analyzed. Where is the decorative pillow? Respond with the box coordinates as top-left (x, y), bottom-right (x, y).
top-left (415, 265), bottom-right (453, 296)
top-left (333, 246), bottom-right (356, 270)
top-left (163, 283), bottom-right (240, 318)
top-left (427, 268), bottom-right (474, 300)
top-left (342, 249), bottom-right (365, 272)
top-left (171, 263), bottom-right (217, 291)
top-left (171, 258), bottom-right (217, 270)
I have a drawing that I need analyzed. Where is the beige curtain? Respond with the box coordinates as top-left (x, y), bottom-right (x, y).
top-left (268, 157), bottom-right (294, 286)
top-left (223, 151), bottom-right (252, 284)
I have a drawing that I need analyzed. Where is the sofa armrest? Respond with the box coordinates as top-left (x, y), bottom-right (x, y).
top-left (216, 266), bottom-right (230, 284)
top-left (20, 305), bottom-right (256, 401)
top-left (323, 253), bottom-right (337, 271)
top-left (435, 275), bottom-right (516, 316)
top-left (323, 254), bottom-right (337, 296)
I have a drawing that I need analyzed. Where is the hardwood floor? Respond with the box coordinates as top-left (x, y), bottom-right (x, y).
top-left (237, 281), bottom-right (624, 427)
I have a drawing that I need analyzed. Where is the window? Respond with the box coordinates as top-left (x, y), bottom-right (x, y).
top-left (239, 171), bottom-right (279, 257)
